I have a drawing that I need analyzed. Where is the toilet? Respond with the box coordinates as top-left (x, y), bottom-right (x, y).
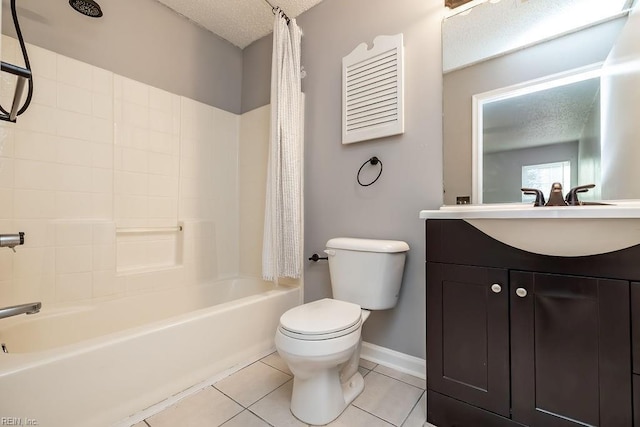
top-left (275, 237), bottom-right (409, 425)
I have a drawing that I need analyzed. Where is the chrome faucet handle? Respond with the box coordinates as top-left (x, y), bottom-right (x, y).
top-left (565, 184), bottom-right (596, 206)
top-left (521, 188), bottom-right (546, 207)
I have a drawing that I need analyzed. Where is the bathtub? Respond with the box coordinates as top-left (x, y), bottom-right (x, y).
top-left (0, 277), bottom-right (300, 426)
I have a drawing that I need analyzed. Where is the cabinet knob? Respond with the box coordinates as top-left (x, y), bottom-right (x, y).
top-left (491, 283), bottom-right (502, 293)
top-left (516, 287), bottom-right (528, 298)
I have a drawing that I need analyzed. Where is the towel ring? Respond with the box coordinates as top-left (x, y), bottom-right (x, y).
top-left (357, 156), bottom-right (383, 187)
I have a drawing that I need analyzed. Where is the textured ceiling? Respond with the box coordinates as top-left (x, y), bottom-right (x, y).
top-left (443, 0), bottom-right (631, 72)
top-left (154, 0), bottom-right (325, 48)
top-left (483, 77), bottom-right (600, 153)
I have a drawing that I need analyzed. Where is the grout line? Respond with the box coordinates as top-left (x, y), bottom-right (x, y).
top-left (350, 404), bottom-right (396, 426)
top-left (399, 390), bottom-right (426, 427)
top-left (246, 407), bottom-right (277, 427)
top-left (212, 385), bottom-right (249, 410)
top-left (143, 420), bottom-right (151, 427)
top-left (258, 359), bottom-right (293, 376)
top-left (218, 410), bottom-right (244, 427)
top-left (370, 368), bottom-right (426, 390)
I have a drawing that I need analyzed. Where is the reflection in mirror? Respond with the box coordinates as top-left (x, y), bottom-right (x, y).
top-left (443, 0), bottom-right (631, 72)
top-left (473, 65), bottom-right (602, 204)
top-left (442, 0), bottom-right (638, 205)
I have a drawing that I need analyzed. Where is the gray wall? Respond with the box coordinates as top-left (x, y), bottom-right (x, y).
top-left (443, 17), bottom-right (626, 205)
top-left (242, 34), bottom-right (273, 113)
top-left (484, 141), bottom-right (579, 204)
top-left (2, 0), bottom-right (243, 113)
top-left (240, 0), bottom-right (443, 358)
top-left (299, 0), bottom-right (442, 359)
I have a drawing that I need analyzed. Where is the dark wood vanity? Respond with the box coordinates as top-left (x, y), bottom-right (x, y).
top-left (426, 219), bottom-right (640, 427)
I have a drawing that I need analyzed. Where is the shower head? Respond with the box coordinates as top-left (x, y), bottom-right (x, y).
top-left (69, 0), bottom-right (103, 18)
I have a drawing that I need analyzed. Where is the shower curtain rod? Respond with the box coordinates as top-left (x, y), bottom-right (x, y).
top-left (262, 0), bottom-right (290, 24)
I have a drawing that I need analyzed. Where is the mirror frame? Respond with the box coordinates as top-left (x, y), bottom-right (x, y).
top-left (471, 63), bottom-right (603, 204)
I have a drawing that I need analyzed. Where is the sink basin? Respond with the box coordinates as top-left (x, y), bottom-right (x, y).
top-left (419, 201), bottom-right (640, 257)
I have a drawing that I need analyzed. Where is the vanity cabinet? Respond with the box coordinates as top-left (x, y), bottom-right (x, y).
top-left (426, 219), bottom-right (635, 427)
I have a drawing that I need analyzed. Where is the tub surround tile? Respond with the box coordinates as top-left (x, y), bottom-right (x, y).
top-left (215, 361), bottom-right (291, 407)
top-left (0, 38), bottom-right (255, 307)
top-left (55, 271), bottom-right (93, 302)
top-left (352, 371), bottom-right (423, 427)
top-left (146, 386), bottom-right (243, 427)
top-left (27, 43), bottom-right (57, 81)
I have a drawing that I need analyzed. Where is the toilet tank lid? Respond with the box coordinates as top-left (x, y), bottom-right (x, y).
top-left (326, 237), bottom-right (409, 253)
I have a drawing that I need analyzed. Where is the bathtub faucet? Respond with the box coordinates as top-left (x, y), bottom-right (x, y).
top-left (0, 302), bottom-right (41, 320)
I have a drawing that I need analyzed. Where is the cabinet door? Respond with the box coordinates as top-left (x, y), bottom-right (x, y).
top-left (427, 263), bottom-right (510, 417)
top-left (510, 272), bottom-right (631, 427)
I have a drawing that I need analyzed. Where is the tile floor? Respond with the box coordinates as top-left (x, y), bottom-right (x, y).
top-left (131, 352), bottom-right (433, 427)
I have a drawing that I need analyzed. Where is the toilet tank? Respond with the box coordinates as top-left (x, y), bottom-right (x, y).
top-left (325, 238), bottom-right (409, 310)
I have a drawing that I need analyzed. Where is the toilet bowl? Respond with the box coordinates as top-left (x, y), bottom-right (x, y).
top-left (275, 237), bottom-right (409, 425)
top-left (275, 298), bottom-right (370, 425)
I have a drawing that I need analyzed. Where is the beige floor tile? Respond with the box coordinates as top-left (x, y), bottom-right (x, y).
top-left (261, 351), bottom-right (292, 375)
top-left (359, 366), bottom-right (371, 377)
top-left (359, 358), bottom-right (377, 370)
top-left (221, 410), bottom-right (271, 427)
top-left (374, 365), bottom-right (426, 390)
top-left (250, 379), bottom-right (308, 427)
top-left (315, 405), bottom-right (394, 427)
top-left (146, 386), bottom-right (242, 427)
top-left (401, 392), bottom-right (426, 427)
top-left (215, 361), bottom-right (291, 407)
top-left (353, 371), bottom-right (423, 426)
top-left (131, 423), bottom-right (147, 427)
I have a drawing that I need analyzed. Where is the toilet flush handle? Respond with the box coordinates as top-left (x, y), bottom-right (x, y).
top-left (324, 249), bottom-right (336, 257)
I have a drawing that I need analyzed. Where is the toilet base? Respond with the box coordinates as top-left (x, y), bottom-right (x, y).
top-left (290, 369), bottom-right (364, 425)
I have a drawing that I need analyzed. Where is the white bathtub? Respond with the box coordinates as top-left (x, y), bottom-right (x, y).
top-left (0, 277), bottom-right (300, 426)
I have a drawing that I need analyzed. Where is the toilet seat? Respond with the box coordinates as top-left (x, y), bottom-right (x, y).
top-left (279, 298), bottom-right (362, 341)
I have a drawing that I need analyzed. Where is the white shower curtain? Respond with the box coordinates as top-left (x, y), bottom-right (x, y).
top-left (262, 10), bottom-right (303, 282)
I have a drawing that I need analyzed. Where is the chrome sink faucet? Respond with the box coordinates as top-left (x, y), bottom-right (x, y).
top-left (0, 302), bottom-right (41, 320)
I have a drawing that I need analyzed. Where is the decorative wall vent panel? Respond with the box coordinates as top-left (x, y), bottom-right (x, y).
top-left (342, 34), bottom-right (404, 144)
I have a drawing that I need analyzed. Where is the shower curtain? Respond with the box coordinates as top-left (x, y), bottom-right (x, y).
top-left (262, 9), bottom-right (303, 282)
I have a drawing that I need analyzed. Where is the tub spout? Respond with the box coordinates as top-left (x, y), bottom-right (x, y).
top-left (0, 302), bottom-right (41, 320)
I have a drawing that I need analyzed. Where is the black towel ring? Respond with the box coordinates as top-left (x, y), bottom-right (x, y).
top-left (357, 156), bottom-right (383, 187)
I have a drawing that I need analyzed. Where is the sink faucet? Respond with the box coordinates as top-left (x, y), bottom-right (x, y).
top-left (565, 184), bottom-right (596, 205)
top-left (545, 182), bottom-right (567, 206)
top-left (521, 183), bottom-right (598, 207)
top-left (0, 302), bottom-right (41, 320)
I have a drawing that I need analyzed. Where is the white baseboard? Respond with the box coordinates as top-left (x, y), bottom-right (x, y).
top-left (361, 341), bottom-right (426, 380)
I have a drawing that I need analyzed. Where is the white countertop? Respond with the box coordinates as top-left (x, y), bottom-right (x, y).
top-left (419, 201), bottom-right (640, 220)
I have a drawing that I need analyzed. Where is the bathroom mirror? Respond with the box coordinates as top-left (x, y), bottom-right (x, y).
top-left (442, 0), bottom-right (637, 205)
top-left (473, 64), bottom-right (602, 204)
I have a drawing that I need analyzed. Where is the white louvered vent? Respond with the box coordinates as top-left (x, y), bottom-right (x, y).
top-left (342, 34), bottom-right (404, 144)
